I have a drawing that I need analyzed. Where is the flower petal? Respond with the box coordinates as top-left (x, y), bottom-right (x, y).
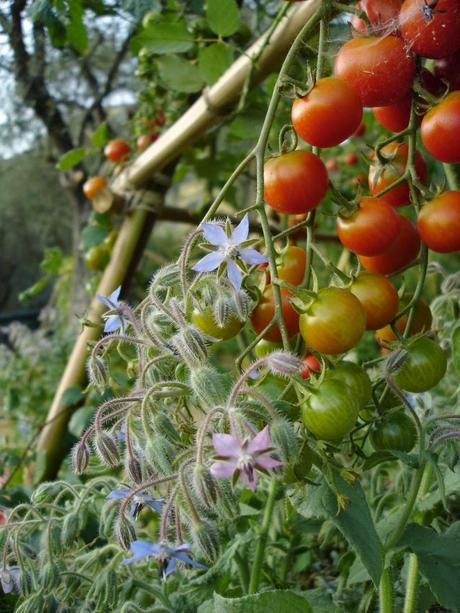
top-left (247, 426), bottom-right (270, 454)
top-left (201, 223), bottom-right (227, 246)
top-left (96, 293), bottom-right (112, 308)
top-left (122, 540), bottom-right (161, 564)
top-left (174, 552), bottom-right (208, 570)
top-left (106, 489), bottom-right (130, 501)
top-left (104, 315), bottom-right (122, 333)
top-left (192, 251), bottom-right (224, 273)
top-left (226, 259), bottom-right (242, 290)
top-left (240, 470), bottom-right (258, 491)
top-left (164, 557), bottom-right (177, 577)
top-left (212, 432), bottom-right (241, 457)
top-left (256, 455), bottom-right (284, 471)
top-left (238, 248), bottom-right (267, 266)
top-left (210, 460), bottom-right (236, 479)
top-left (230, 213), bottom-right (249, 244)
top-left (109, 286), bottom-right (122, 303)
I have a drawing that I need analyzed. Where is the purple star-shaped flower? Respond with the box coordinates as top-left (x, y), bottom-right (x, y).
top-left (122, 540), bottom-right (207, 579)
top-left (1, 565), bottom-right (20, 594)
top-left (96, 286), bottom-right (123, 333)
top-left (192, 214), bottom-right (267, 290)
top-left (107, 489), bottom-right (164, 518)
top-left (210, 426), bottom-right (283, 491)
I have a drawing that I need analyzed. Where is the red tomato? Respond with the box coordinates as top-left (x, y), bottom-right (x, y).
top-left (417, 190), bottom-right (460, 253)
top-left (336, 196), bottom-right (400, 256)
top-left (155, 109), bottom-right (166, 126)
top-left (104, 139), bottom-right (131, 163)
top-left (421, 92), bottom-right (460, 163)
top-left (251, 286), bottom-right (299, 342)
top-left (299, 287), bottom-right (366, 355)
top-left (137, 132), bottom-right (158, 151)
top-left (375, 295), bottom-right (432, 344)
top-left (334, 36), bottom-right (416, 107)
top-left (83, 176), bottom-right (108, 200)
top-left (359, 215), bottom-right (420, 274)
top-left (326, 158), bottom-right (339, 172)
top-left (264, 151), bottom-right (328, 215)
top-left (400, 0), bottom-right (460, 59)
top-left (291, 77), bottom-right (363, 148)
top-left (362, 0), bottom-right (402, 27)
top-left (350, 272), bottom-right (399, 330)
top-left (351, 2), bottom-right (368, 34)
top-left (277, 245), bottom-right (307, 286)
top-left (301, 354), bottom-right (322, 379)
top-left (368, 142), bottom-right (427, 207)
top-left (344, 152), bottom-right (359, 166)
top-left (435, 50), bottom-right (460, 91)
top-left (352, 173), bottom-right (367, 187)
top-left (287, 213), bottom-right (308, 241)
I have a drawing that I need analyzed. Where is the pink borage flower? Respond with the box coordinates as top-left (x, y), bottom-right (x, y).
top-left (210, 426), bottom-right (283, 491)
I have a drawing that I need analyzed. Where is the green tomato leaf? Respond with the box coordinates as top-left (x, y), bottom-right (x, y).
top-left (198, 43), bottom-right (234, 84)
top-left (61, 385), bottom-right (84, 407)
top-left (66, 0), bottom-right (88, 54)
top-left (156, 55), bottom-right (204, 93)
top-left (452, 324), bottom-right (460, 374)
top-left (68, 406), bottom-right (93, 437)
top-left (80, 224), bottom-right (108, 250)
top-left (398, 522), bottom-right (460, 611)
top-left (133, 21), bottom-right (194, 54)
top-left (91, 123), bottom-right (109, 148)
top-left (206, 0), bottom-right (240, 37)
top-left (292, 471), bottom-right (384, 586)
top-left (56, 147), bottom-right (87, 171)
top-left (211, 590), bottom-right (313, 612)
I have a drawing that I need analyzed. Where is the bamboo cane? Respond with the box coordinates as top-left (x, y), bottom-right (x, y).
top-left (36, 0), bottom-right (324, 480)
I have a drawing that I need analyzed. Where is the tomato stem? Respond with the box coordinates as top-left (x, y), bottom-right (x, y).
top-left (379, 568), bottom-right (393, 613)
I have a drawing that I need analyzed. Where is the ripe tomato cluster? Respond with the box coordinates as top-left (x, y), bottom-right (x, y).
top-left (250, 0), bottom-right (459, 444)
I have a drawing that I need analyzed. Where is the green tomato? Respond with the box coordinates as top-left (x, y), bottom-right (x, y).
top-left (254, 339), bottom-right (283, 359)
top-left (301, 379), bottom-right (359, 442)
top-left (85, 245), bottom-right (109, 271)
top-left (370, 412), bottom-right (417, 452)
top-left (325, 361), bottom-right (372, 410)
top-left (393, 337), bottom-right (447, 393)
top-left (192, 308), bottom-right (243, 340)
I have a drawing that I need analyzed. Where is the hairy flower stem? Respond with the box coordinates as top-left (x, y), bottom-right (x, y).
top-left (248, 478), bottom-right (278, 593)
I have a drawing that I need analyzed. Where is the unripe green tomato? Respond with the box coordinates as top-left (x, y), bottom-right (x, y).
top-left (254, 339), bottom-right (283, 358)
top-left (284, 444), bottom-right (314, 484)
top-left (103, 230), bottom-right (118, 250)
top-left (85, 245), bottom-right (110, 271)
top-left (301, 379), bottom-right (359, 442)
top-left (325, 361), bottom-right (372, 410)
top-left (192, 307), bottom-right (243, 340)
top-left (393, 337), bottom-right (447, 392)
top-left (370, 412), bottom-right (417, 452)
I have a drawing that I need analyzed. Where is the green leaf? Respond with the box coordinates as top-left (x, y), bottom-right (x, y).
top-left (40, 247), bottom-right (63, 274)
top-left (206, 0), bottom-right (240, 37)
top-left (80, 224), bottom-right (107, 250)
top-left (398, 522), bottom-right (460, 611)
top-left (66, 0), bottom-right (88, 54)
top-left (198, 43), bottom-right (234, 84)
top-left (156, 55), bottom-right (204, 93)
top-left (293, 472), bottom-right (384, 586)
top-left (56, 148), bottom-right (87, 171)
top-left (212, 590), bottom-right (313, 612)
top-left (91, 123), bottom-right (109, 148)
top-left (69, 407), bottom-right (93, 437)
top-left (363, 450), bottom-right (419, 470)
top-left (452, 324), bottom-right (460, 374)
top-left (133, 21), bottom-right (194, 54)
top-left (61, 385), bottom-right (84, 407)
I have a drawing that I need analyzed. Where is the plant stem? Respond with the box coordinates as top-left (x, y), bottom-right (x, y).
top-left (403, 554), bottom-right (419, 613)
top-left (248, 478), bottom-right (278, 593)
top-left (379, 568), bottom-right (393, 613)
top-left (443, 163), bottom-right (460, 190)
top-left (234, 550), bottom-right (250, 594)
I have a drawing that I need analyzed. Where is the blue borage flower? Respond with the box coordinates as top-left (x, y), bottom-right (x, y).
top-left (192, 214), bottom-right (267, 290)
top-left (1, 565), bottom-right (20, 594)
top-left (107, 489), bottom-right (164, 518)
top-left (96, 286), bottom-right (124, 333)
top-left (122, 540), bottom-right (207, 579)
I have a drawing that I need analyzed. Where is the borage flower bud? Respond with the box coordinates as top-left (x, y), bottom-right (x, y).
top-left (214, 480), bottom-right (239, 519)
top-left (189, 365), bottom-right (228, 408)
top-left (192, 465), bottom-right (219, 510)
top-left (145, 435), bottom-right (175, 476)
top-left (192, 520), bottom-right (219, 563)
top-left (172, 327), bottom-right (207, 367)
top-left (31, 482), bottom-right (59, 505)
top-left (39, 562), bottom-right (60, 592)
top-left (233, 289), bottom-right (252, 322)
top-left (114, 515), bottom-right (136, 550)
top-left (94, 432), bottom-right (120, 468)
top-left (61, 512), bottom-right (80, 547)
top-left (150, 264), bottom-right (180, 292)
top-left (126, 456), bottom-right (143, 485)
top-left (385, 349), bottom-right (408, 375)
top-left (213, 296), bottom-right (229, 328)
top-left (71, 442), bottom-right (90, 475)
top-left (87, 354), bottom-right (108, 393)
top-left (270, 418), bottom-right (299, 463)
top-left (264, 351), bottom-right (303, 378)
top-left (47, 522), bottom-right (62, 556)
top-left (99, 503), bottom-right (118, 540)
